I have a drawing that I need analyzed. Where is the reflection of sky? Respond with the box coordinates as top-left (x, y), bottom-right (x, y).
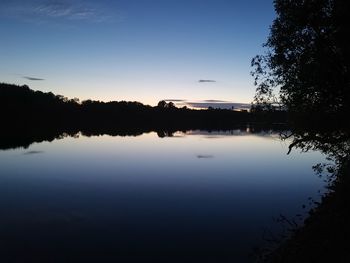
top-left (1, 132), bottom-right (326, 198)
top-left (0, 0), bottom-right (275, 105)
top-left (0, 132), bottom-right (327, 261)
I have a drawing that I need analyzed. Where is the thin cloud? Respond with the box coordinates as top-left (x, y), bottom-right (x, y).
top-left (186, 102), bottom-right (251, 110)
top-left (198, 79), bottom-right (216, 83)
top-left (166, 99), bottom-right (251, 110)
top-left (0, 1), bottom-right (117, 23)
top-left (23, 76), bottom-right (45, 81)
top-left (163, 99), bottom-right (185, 102)
top-left (34, 2), bottom-right (96, 20)
top-left (203, 99), bottom-right (228, 103)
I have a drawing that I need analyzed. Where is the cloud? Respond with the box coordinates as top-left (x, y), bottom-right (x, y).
top-left (163, 99), bottom-right (185, 102)
top-left (23, 76), bottom-right (45, 81)
top-left (186, 102), bottom-right (250, 110)
top-left (0, 0), bottom-right (116, 23)
top-left (203, 99), bottom-right (228, 103)
top-left (34, 2), bottom-right (96, 20)
top-left (167, 99), bottom-right (251, 110)
top-left (35, 3), bottom-right (72, 18)
top-left (198, 79), bottom-right (216, 83)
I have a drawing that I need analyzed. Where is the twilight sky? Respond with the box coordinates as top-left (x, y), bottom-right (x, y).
top-left (0, 0), bottom-right (275, 106)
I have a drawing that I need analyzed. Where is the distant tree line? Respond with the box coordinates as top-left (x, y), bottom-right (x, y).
top-left (1, 83), bottom-right (287, 132)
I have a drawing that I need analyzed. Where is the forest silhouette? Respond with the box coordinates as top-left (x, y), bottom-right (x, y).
top-left (0, 82), bottom-right (286, 131)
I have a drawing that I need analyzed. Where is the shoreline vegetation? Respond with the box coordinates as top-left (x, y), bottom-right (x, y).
top-left (0, 83), bottom-right (287, 129)
top-left (265, 160), bottom-right (349, 263)
top-left (260, 127), bottom-right (350, 262)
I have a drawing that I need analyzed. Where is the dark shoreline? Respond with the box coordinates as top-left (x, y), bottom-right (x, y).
top-left (264, 160), bottom-right (349, 263)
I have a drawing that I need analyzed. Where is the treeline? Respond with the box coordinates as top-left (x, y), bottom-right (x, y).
top-left (0, 83), bottom-right (287, 131)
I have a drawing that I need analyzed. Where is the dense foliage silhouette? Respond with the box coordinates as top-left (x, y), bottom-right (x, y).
top-left (0, 82), bottom-right (286, 132)
top-left (251, 0), bottom-right (349, 119)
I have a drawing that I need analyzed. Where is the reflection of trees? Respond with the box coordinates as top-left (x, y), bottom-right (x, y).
top-left (268, 128), bottom-right (350, 262)
top-left (0, 129), bottom-right (77, 150)
top-left (284, 128), bottom-right (350, 176)
top-left (0, 124), bottom-right (287, 150)
top-left (156, 130), bottom-right (175, 138)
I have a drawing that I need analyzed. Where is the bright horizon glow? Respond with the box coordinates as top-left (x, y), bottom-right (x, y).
top-left (0, 0), bottom-right (275, 106)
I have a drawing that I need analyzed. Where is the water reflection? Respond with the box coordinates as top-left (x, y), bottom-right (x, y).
top-left (196, 154), bottom-right (214, 159)
top-left (0, 127), bottom-right (327, 262)
top-left (0, 124), bottom-right (286, 150)
top-left (262, 127), bottom-right (350, 262)
top-left (23, 150), bottom-right (45, 155)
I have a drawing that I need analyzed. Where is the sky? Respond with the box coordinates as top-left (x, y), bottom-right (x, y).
top-left (0, 0), bottom-right (275, 107)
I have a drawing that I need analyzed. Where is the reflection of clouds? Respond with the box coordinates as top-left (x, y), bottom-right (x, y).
top-left (184, 129), bottom-right (286, 139)
top-left (23, 150), bottom-right (44, 155)
top-left (196, 154), bottom-right (214, 159)
top-left (204, 136), bottom-right (230, 139)
top-left (187, 130), bottom-right (248, 136)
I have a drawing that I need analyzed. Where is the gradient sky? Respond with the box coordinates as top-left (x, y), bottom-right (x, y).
top-left (0, 0), bottom-right (275, 106)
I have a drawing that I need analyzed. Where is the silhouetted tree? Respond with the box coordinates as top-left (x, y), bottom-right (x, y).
top-left (251, 0), bottom-right (349, 116)
top-left (157, 100), bottom-right (167, 108)
top-left (167, 101), bottom-right (175, 108)
top-left (157, 100), bottom-right (176, 109)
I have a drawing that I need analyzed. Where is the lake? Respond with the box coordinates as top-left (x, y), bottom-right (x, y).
top-left (0, 128), bottom-right (327, 262)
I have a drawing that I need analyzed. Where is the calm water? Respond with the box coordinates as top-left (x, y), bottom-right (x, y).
top-left (0, 130), bottom-right (326, 262)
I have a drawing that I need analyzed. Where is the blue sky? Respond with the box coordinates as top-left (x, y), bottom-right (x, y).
top-left (0, 0), bottom-right (275, 106)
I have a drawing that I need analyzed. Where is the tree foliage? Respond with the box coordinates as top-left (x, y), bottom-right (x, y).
top-left (252, 0), bottom-right (349, 116)
top-left (2, 83), bottom-right (284, 129)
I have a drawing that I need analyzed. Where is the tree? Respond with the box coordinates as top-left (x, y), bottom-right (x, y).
top-left (251, 0), bottom-right (349, 116)
top-left (157, 100), bottom-right (176, 109)
top-left (157, 100), bottom-right (167, 108)
top-left (167, 101), bottom-right (175, 108)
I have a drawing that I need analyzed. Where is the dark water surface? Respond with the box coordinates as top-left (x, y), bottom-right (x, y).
top-left (0, 130), bottom-right (326, 262)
